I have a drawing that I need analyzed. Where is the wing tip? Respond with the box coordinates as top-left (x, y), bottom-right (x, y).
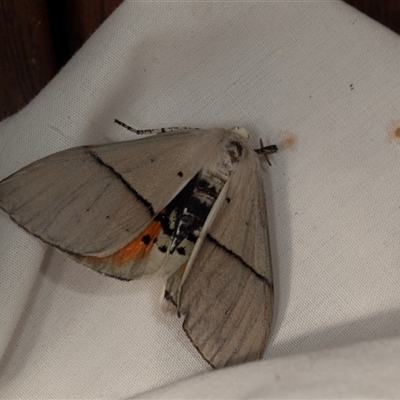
top-left (181, 320), bottom-right (216, 369)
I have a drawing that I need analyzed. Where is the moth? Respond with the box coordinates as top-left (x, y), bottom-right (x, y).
top-left (0, 120), bottom-right (277, 368)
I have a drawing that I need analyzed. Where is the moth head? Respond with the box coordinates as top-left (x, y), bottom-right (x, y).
top-left (213, 128), bottom-right (249, 179)
top-left (231, 126), bottom-right (250, 140)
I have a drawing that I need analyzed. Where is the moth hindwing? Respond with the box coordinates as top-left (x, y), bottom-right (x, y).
top-left (0, 124), bottom-right (277, 368)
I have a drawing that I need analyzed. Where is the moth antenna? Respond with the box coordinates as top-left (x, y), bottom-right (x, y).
top-left (114, 119), bottom-right (139, 133)
top-left (255, 139), bottom-right (278, 166)
top-left (114, 119), bottom-right (199, 135)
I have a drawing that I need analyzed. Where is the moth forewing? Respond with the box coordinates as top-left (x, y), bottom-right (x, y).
top-left (178, 138), bottom-right (274, 368)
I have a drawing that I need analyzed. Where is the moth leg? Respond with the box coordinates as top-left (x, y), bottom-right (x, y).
top-left (114, 119), bottom-right (198, 135)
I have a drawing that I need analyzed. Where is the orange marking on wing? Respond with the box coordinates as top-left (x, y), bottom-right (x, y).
top-left (83, 220), bottom-right (163, 267)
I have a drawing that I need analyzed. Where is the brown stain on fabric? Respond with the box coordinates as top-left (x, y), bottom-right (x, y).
top-left (387, 119), bottom-right (400, 144)
top-left (279, 130), bottom-right (298, 151)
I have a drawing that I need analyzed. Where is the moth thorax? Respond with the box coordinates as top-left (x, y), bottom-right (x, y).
top-left (217, 135), bottom-right (247, 179)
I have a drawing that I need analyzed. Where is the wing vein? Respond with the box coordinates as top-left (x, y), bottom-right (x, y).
top-left (206, 234), bottom-right (272, 289)
top-left (87, 148), bottom-right (155, 216)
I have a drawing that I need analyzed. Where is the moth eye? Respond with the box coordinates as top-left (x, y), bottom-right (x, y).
top-left (178, 171), bottom-right (183, 177)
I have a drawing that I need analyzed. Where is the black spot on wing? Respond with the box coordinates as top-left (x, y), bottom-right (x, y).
top-left (159, 245), bottom-right (168, 253)
top-left (141, 234), bottom-right (151, 245)
top-left (177, 247), bottom-right (186, 255)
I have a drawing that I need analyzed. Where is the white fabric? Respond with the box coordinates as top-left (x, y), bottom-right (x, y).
top-left (1, 1), bottom-right (400, 398)
top-left (134, 337), bottom-right (400, 399)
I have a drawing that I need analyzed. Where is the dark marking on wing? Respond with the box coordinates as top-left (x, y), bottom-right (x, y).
top-left (164, 290), bottom-right (178, 307)
top-left (206, 234), bottom-right (272, 290)
top-left (87, 148), bottom-right (155, 216)
top-left (159, 245), bottom-right (168, 253)
top-left (181, 323), bottom-right (215, 369)
top-left (104, 272), bottom-right (131, 281)
top-left (177, 247), bottom-right (186, 255)
top-left (169, 175), bottom-right (221, 253)
top-left (172, 196), bottom-right (211, 249)
top-left (195, 178), bottom-right (219, 202)
top-left (141, 234), bottom-right (151, 245)
top-left (156, 172), bottom-right (202, 241)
